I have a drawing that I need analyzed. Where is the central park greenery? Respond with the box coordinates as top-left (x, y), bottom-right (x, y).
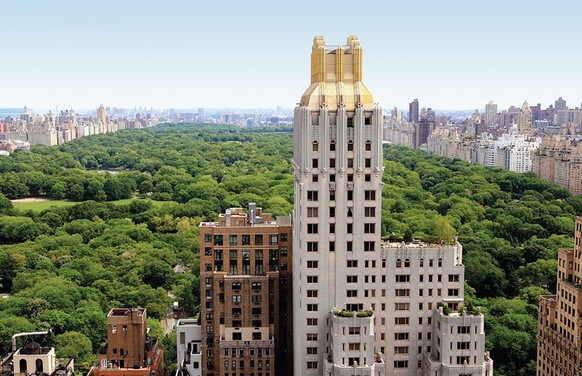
top-left (0, 123), bottom-right (579, 376)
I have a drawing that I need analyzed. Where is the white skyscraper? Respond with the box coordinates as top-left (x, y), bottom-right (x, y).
top-left (292, 36), bottom-right (492, 376)
top-left (293, 35), bottom-right (384, 376)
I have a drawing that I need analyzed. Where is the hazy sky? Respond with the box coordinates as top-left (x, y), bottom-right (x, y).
top-left (2, 0), bottom-right (582, 111)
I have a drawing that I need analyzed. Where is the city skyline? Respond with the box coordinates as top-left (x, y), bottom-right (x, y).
top-left (2, 1), bottom-right (582, 110)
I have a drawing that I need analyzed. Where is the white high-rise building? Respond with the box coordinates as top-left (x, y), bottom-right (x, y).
top-left (293, 36), bottom-right (493, 376)
top-left (293, 35), bottom-right (384, 376)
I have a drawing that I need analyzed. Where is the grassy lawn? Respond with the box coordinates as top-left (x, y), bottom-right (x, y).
top-left (12, 198), bottom-right (171, 212)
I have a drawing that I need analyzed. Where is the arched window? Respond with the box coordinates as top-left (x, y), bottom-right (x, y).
top-left (19, 359), bottom-right (27, 373)
top-left (36, 359), bottom-right (43, 373)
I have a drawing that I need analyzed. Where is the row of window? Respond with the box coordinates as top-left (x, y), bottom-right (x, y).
top-left (306, 241), bottom-right (375, 252)
top-left (223, 359), bottom-right (270, 369)
top-left (311, 139), bottom-right (374, 151)
top-left (222, 348), bottom-right (271, 357)
top-left (205, 248), bottom-right (289, 258)
top-left (396, 258), bottom-right (443, 268)
top-left (395, 288), bottom-right (460, 297)
top-left (204, 233), bottom-right (287, 246)
top-left (307, 190), bottom-right (376, 201)
top-left (310, 157), bottom-right (374, 169)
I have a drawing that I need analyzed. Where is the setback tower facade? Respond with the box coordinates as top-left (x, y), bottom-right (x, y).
top-left (293, 35), bottom-right (384, 376)
top-left (292, 36), bottom-right (493, 376)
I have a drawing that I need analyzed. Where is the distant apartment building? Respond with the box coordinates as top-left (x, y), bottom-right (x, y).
top-left (532, 137), bottom-right (582, 195)
top-left (198, 205), bottom-right (292, 376)
top-left (428, 130), bottom-right (537, 173)
top-left (0, 106), bottom-right (150, 148)
top-left (537, 217), bottom-right (582, 375)
top-left (384, 118), bottom-right (416, 149)
top-left (484, 101), bottom-right (497, 126)
top-left (88, 308), bottom-right (164, 376)
top-left (409, 99), bottom-right (420, 123)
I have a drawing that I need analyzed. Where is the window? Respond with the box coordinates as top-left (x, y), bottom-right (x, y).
top-left (232, 282), bottom-right (242, 290)
top-left (365, 190), bottom-right (376, 200)
top-left (307, 241), bottom-right (318, 252)
top-left (457, 342), bottom-right (470, 350)
top-left (347, 275), bottom-right (358, 283)
top-left (252, 295), bottom-right (261, 303)
top-left (395, 303), bottom-right (410, 310)
top-left (255, 234), bottom-right (263, 245)
top-left (330, 142), bottom-right (336, 151)
top-left (329, 241), bottom-right (335, 252)
top-left (232, 295), bottom-right (242, 303)
top-left (214, 235), bottom-right (223, 246)
top-left (307, 333), bottom-right (318, 341)
top-left (448, 289), bottom-right (459, 296)
top-left (365, 158), bottom-right (371, 168)
top-left (307, 191), bottom-right (318, 201)
top-left (280, 246), bottom-right (288, 256)
top-left (347, 158), bottom-right (354, 168)
top-left (347, 223), bottom-right (353, 233)
top-left (364, 223), bottom-right (375, 233)
top-left (229, 235), bottom-right (237, 246)
top-left (307, 347), bottom-right (318, 354)
top-left (395, 289), bottom-right (410, 297)
top-left (329, 223), bottom-right (335, 233)
top-left (349, 343), bottom-right (361, 351)
top-left (330, 158), bottom-right (336, 168)
top-left (306, 361), bottom-right (318, 369)
top-left (307, 304), bottom-right (318, 311)
top-left (394, 361), bottom-right (408, 368)
top-left (348, 327), bottom-right (360, 335)
top-left (307, 224), bottom-right (318, 234)
top-left (252, 282), bottom-right (262, 290)
top-left (347, 260), bottom-right (358, 268)
top-left (269, 234), bottom-right (278, 245)
top-left (365, 141), bottom-right (372, 151)
top-left (307, 207), bottom-right (318, 217)
top-left (395, 317), bottom-right (409, 325)
top-left (394, 346), bottom-right (408, 354)
top-left (280, 233), bottom-right (288, 241)
top-left (457, 356), bottom-right (470, 365)
top-left (312, 142), bottom-right (318, 151)
top-left (329, 207), bottom-right (335, 217)
top-left (448, 274), bottom-right (460, 282)
top-left (395, 275), bottom-right (410, 283)
top-left (458, 326), bottom-right (471, 334)
top-left (232, 332), bottom-right (242, 340)
top-left (307, 276), bottom-right (318, 283)
top-left (307, 260), bottom-right (318, 268)
top-left (307, 290), bottom-right (318, 298)
top-left (364, 207), bottom-right (376, 217)
top-left (307, 318), bottom-right (318, 326)
top-left (348, 142), bottom-right (354, 151)
top-left (347, 191), bottom-right (353, 200)
top-left (394, 332), bottom-right (409, 340)
top-left (204, 234), bottom-right (212, 242)
top-left (112, 325), bottom-right (117, 334)
top-left (312, 159), bottom-right (318, 169)
top-left (346, 241), bottom-right (353, 252)
top-left (347, 290), bottom-right (358, 297)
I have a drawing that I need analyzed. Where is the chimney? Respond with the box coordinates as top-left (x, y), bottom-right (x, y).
top-left (225, 209), bottom-right (232, 227)
top-left (248, 203), bottom-right (256, 225)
